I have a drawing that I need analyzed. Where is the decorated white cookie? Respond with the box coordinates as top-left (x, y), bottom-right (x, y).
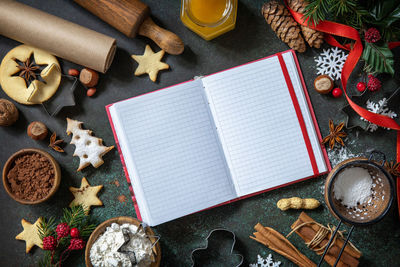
top-left (66, 118), bottom-right (114, 171)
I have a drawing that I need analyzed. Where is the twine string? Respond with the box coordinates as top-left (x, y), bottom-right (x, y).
top-left (287, 221), bottom-right (360, 255)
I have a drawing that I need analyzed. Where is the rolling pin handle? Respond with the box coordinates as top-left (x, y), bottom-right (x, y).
top-left (138, 17), bottom-right (184, 55)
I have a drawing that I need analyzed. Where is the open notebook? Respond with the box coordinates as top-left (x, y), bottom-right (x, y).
top-left (106, 50), bottom-right (330, 226)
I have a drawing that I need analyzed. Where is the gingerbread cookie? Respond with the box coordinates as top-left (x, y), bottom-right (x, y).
top-left (69, 177), bottom-right (103, 214)
top-left (0, 45), bottom-right (61, 105)
top-left (15, 218), bottom-right (43, 253)
top-left (66, 118), bottom-right (114, 171)
top-left (131, 45), bottom-right (169, 82)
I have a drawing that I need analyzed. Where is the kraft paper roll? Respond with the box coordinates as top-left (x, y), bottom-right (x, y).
top-left (0, 0), bottom-right (116, 73)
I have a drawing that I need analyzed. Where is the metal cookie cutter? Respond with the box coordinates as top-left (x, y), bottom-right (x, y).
top-left (117, 223), bottom-right (160, 265)
top-left (190, 229), bottom-right (244, 267)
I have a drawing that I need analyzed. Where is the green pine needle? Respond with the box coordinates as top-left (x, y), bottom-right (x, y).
top-left (37, 205), bottom-right (96, 267)
top-left (38, 217), bottom-right (56, 240)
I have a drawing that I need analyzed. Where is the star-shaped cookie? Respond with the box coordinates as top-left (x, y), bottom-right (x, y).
top-left (69, 177), bottom-right (103, 214)
top-left (131, 45), bottom-right (169, 82)
top-left (15, 218), bottom-right (43, 253)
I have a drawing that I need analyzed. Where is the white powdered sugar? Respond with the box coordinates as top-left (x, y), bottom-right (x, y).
top-left (333, 167), bottom-right (373, 208)
top-left (90, 223), bottom-right (153, 267)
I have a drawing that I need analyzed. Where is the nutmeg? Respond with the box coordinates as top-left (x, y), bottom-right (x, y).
top-left (27, 121), bottom-right (48, 140)
top-left (79, 68), bottom-right (99, 87)
top-left (314, 75), bottom-right (334, 94)
top-left (0, 98), bottom-right (19, 126)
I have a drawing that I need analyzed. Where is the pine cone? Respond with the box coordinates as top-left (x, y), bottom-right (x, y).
top-left (262, 1), bottom-right (306, 52)
top-left (287, 0), bottom-right (324, 48)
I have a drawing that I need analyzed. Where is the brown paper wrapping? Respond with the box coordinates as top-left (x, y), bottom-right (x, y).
top-left (0, 0), bottom-right (116, 73)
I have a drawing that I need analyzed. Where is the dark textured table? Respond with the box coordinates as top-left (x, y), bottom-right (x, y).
top-left (0, 0), bottom-right (399, 266)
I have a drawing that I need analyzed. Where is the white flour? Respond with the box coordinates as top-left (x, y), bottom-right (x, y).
top-left (90, 223), bottom-right (153, 267)
top-left (333, 167), bottom-right (373, 208)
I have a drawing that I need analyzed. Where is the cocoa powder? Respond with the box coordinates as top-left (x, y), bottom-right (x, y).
top-left (6, 153), bottom-right (55, 201)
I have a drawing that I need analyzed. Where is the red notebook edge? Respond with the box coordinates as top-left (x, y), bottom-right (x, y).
top-left (105, 49), bottom-right (332, 223)
top-left (106, 104), bottom-right (143, 221)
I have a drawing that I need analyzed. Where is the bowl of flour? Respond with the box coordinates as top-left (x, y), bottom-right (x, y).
top-left (85, 216), bottom-right (161, 267)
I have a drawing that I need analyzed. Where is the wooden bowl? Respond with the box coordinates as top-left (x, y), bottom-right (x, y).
top-left (85, 216), bottom-right (161, 267)
top-left (2, 148), bottom-right (61, 204)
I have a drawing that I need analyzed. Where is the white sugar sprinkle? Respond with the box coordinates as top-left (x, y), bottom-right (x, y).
top-left (333, 167), bottom-right (373, 208)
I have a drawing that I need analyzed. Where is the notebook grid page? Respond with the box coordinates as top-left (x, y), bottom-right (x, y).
top-left (113, 80), bottom-right (235, 225)
top-left (203, 56), bottom-right (313, 196)
top-left (282, 52), bottom-right (327, 173)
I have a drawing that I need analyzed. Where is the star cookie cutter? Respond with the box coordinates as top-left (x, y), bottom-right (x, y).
top-left (341, 86), bottom-right (400, 131)
top-left (190, 229), bottom-right (244, 267)
top-left (40, 68), bottom-right (79, 116)
top-left (117, 223), bottom-right (160, 265)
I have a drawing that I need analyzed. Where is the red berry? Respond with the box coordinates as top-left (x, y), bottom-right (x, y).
top-left (364, 28), bottom-right (381, 43)
top-left (68, 68), bottom-right (80, 76)
top-left (70, 228), bottom-right (80, 238)
top-left (367, 75), bottom-right (381, 92)
top-left (87, 88), bottom-right (96, 97)
top-left (332, 88), bottom-right (343, 98)
top-left (68, 238), bottom-right (85, 250)
top-left (43, 236), bottom-right (57, 251)
top-left (356, 82), bottom-right (366, 92)
top-left (56, 223), bottom-right (70, 239)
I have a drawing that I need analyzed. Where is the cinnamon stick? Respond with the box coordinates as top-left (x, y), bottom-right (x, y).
top-left (297, 212), bottom-right (361, 258)
top-left (251, 223), bottom-right (316, 267)
top-left (293, 225), bottom-right (358, 266)
top-left (291, 212), bottom-right (361, 267)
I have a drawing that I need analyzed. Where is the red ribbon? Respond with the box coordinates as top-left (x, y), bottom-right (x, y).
top-left (285, 1), bottom-right (400, 216)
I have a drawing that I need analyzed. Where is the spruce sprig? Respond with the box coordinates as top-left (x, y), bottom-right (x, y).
top-left (60, 205), bottom-right (87, 228)
top-left (38, 217), bottom-right (57, 240)
top-left (37, 205), bottom-right (96, 267)
top-left (303, 0), bottom-right (365, 28)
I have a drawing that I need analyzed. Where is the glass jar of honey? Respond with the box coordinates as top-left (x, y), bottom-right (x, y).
top-left (180, 0), bottom-right (238, 40)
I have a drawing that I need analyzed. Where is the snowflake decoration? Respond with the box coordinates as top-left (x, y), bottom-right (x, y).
top-left (360, 98), bottom-right (397, 132)
top-left (250, 254), bottom-right (281, 267)
top-left (315, 47), bottom-right (348, 80)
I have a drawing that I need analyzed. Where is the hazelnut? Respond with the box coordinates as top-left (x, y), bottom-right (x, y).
top-left (27, 121), bottom-right (48, 140)
top-left (314, 75), bottom-right (334, 94)
top-left (0, 98), bottom-right (18, 126)
top-left (79, 68), bottom-right (99, 87)
top-left (68, 68), bottom-right (80, 76)
top-left (87, 88), bottom-right (97, 97)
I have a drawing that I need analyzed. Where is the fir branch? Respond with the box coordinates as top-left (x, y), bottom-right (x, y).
top-left (80, 223), bottom-right (97, 238)
top-left (60, 205), bottom-right (86, 228)
top-left (38, 217), bottom-right (56, 240)
top-left (37, 205), bottom-right (96, 267)
top-left (37, 250), bottom-right (59, 267)
top-left (303, 0), bottom-right (329, 24)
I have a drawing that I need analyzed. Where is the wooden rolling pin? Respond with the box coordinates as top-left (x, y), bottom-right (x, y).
top-left (74, 0), bottom-right (184, 55)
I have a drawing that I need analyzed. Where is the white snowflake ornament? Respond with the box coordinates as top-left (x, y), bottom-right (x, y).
top-left (249, 254), bottom-right (281, 267)
top-left (315, 47), bottom-right (348, 80)
top-left (360, 98), bottom-right (397, 132)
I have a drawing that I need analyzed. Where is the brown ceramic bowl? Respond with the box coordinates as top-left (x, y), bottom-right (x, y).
top-left (85, 216), bottom-right (161, 267)
top-left (2, 148), bottom-right (61, 204)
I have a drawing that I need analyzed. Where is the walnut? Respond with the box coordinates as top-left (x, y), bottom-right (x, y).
top-left (0, 98), bottom-right (19, 126)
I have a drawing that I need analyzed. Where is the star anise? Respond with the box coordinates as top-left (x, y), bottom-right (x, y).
top-left (322, 120), bottom-right (347, 149)
top-left (49, 132), bottom-right (65, 153)
top-left (13, 53), bottom-right (47, 87)
top-left (384, 161), bottom-right (400, 177)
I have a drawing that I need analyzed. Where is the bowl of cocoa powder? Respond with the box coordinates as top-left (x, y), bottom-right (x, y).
top-left (2, 148), bottom-right (61, 204)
